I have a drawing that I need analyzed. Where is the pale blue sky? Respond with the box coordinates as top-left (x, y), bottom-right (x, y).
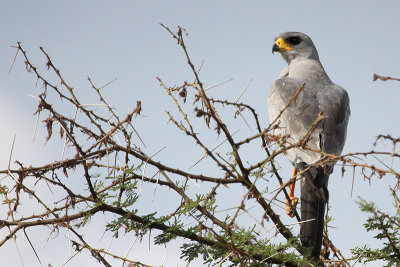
top-left (1, 1), bottom-right (400, 266)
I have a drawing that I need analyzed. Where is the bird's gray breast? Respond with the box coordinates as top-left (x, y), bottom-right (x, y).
top-left (268, 78), bottom-right (349, 165)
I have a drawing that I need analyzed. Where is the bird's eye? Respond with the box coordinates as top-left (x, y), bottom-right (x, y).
top-left (287, 36), bottom-right (301, 45)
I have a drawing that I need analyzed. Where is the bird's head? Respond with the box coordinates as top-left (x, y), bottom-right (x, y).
top-left (272, 32), bottom-right (319, 63)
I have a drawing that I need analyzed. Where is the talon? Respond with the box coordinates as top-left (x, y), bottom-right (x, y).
top-left (286, 196), bottom-right (299, 217)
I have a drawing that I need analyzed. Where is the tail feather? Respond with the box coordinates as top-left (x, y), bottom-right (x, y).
top-left (297, 163), bottom-right (329, 259)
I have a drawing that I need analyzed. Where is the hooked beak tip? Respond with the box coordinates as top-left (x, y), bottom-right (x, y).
top-left (272, 43), bottom-right (280, 54)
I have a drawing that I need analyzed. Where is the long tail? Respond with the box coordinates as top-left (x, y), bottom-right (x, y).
top-left (297, 163), bottom-right (329, 259)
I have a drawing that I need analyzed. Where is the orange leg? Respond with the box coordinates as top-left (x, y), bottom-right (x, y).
top-left (289, 168), bottom-right (297, 198)
top-left (286, 168), bottom-right (299, 217)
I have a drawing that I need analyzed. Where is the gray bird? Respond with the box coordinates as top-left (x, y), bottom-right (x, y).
top-left (268, 32), bottom-right (350, 259)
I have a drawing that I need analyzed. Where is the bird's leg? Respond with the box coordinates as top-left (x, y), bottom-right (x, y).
top-left (286, 167), bottom-right (299, 217)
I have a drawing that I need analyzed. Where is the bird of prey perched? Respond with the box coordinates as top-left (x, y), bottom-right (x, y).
top-left (268, 32), bottom-right (350, 259)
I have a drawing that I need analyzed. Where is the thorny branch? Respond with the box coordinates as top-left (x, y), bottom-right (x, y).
top-left (1, 27), bottom-right (399, 267)
top-left (373, 73), bottom-right (400, 82)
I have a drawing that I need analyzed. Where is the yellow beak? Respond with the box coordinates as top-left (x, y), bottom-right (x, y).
top-left (272, 37), bottom-right (294, 53)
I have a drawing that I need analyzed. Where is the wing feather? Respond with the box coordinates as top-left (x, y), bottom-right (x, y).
top-left (268, 77), bottom-right (350, 164)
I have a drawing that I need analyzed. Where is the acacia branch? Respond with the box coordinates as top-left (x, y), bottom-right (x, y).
top-left (373, 73), bottom-right (400, 82)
